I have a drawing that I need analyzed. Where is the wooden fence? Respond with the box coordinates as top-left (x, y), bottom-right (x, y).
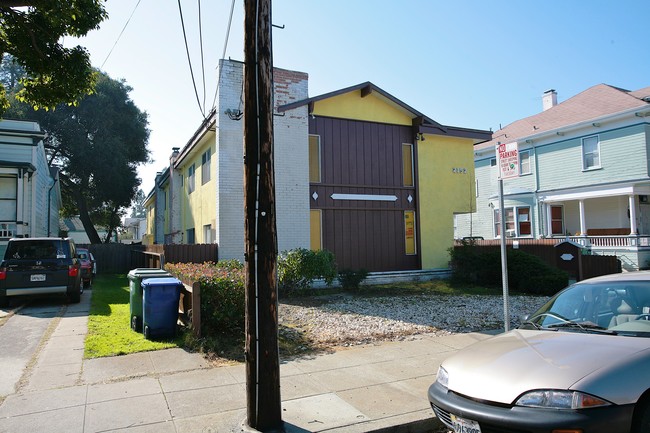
top-left (77, 243), bottom-right (219, 274)
top-left (454, 239), bottom-right (621, 281)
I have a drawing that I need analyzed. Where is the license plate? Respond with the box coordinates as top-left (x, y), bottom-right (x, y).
top-left (30, 274), bottom-right (46, 282)
top-left (451, 414), bottom-right (481, 433)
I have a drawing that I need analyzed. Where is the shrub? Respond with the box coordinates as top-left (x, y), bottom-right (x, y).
top-left (277, 248), bottom-right (337, 295)
top-left (449, 245), bottom-right (568, 296)
top-left (165, 261), bottom-right (245, 337)
top-left (337, 269), bottom-right (369, 291)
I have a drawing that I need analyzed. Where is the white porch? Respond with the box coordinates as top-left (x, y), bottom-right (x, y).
top-left (540, 182), bottom-right (650, 270)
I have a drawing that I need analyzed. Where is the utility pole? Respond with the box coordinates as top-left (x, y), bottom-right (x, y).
top-left (243, 0), bottom-right (282, 431)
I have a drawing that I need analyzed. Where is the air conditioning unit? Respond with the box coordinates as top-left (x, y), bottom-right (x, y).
top-left (506, 229), bottom-right (516, 238)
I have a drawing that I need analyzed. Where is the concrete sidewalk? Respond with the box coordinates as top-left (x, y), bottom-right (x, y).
top-left (0, 292), bottom-right (491, 433)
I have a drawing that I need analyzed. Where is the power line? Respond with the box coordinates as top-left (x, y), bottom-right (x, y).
top-left (101, 0), bottom-right (142, 69)
top-left (177, 0), bottom-right (205, 118)
top-left (198, 0), bottom-right (206, 112)
top-left (210, 0), bottom-right (237, 111)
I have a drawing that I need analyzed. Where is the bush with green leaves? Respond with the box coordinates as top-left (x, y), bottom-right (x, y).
top-left (165, 261), bottom-right (245, 337)
top-left (277, 248), bottom-right (337, 294)
top-left (449, 244), bottom-right (568, 296)
top-left (337, 268), bottom-right (369, 291)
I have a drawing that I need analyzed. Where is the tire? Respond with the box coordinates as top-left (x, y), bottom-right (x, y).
top-left (68, 284), bottom-right (81, 304)
top-left (131, 316), bottom-right (140, 332)
top-left (634, 400), bottom-right (650, 433)
top-left (0, 295), bottom-right (8, 308)
top-left (144, 325), bottom-right (151, 340)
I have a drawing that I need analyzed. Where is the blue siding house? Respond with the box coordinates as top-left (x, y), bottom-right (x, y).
top-left (456, 84), bottom-right (650, 270)
top-left (0, 119), bottom-right (61, 257)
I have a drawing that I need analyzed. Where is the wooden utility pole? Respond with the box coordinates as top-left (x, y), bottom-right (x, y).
top-left (243, 0), bottom-right (282, 431)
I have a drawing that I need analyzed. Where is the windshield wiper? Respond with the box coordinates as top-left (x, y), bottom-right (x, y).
top-left (526, 313), bottom-right (617, 334)
top-left (547, 321), bottom-right (617, 334)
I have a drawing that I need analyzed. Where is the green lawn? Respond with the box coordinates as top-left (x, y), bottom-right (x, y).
top-left (84, 274), bottom-right (182, 358)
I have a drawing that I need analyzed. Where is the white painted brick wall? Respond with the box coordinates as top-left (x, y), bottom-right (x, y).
top-left (215, 60), bottom-right (310, 261)
top-left (273, 68), bottom-right (310, 254)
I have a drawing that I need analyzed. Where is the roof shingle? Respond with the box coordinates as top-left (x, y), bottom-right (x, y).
top-left (476, 84), bottom-right (650, 150)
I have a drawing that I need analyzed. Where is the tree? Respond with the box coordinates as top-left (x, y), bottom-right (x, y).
top-left (6, 71), bottom-right (150, 243)
top-left (131, 189), bottom-right (146, 218)
top-left (0, 1), bottom-right (107, 114)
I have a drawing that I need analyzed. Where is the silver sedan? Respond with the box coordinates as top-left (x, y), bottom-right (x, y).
top-left (429, 271), bottom-right (650, 433)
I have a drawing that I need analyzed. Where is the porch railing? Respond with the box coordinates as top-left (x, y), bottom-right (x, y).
top-left (568, 235), bottom-right (650, 248)
top-left (0, 222), bottom-right (16, 238)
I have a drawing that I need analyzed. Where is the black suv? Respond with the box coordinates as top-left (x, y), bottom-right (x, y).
top-left (0, 237), bottom-right (82, 306)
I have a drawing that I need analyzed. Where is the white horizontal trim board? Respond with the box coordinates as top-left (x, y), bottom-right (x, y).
top-left (330, 193), bottom-right (398, 201)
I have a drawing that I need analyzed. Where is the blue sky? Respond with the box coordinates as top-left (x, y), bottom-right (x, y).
top-left (67, 0), bottom-right (650, 194)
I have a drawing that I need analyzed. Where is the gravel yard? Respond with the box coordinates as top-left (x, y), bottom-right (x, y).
top-left (279, 293), bottom-right (549, 349)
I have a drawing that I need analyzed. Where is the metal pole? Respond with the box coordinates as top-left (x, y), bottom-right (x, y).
top-left (499, 178), bottom-right (510, 332)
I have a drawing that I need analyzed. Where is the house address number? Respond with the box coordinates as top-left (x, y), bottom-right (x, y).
top-left (452, 167), bottom-right (468, 174)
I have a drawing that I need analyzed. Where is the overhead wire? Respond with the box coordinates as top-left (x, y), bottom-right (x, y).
top-left (100, 0), bottom-right (142, 69)
top-left (177, 0), bottom-right (205, 118)
top-left (210, 0), bottom-right (237, 112)
top-left (197, 0), bottom-right (206, 112)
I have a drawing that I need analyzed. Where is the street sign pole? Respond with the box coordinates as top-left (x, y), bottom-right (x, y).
top-left (496, 141), bottom-right (518, 333)
top-left (498, 177), bottom-right (510, 332)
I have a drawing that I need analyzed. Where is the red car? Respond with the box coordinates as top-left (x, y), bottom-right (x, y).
top-left (76, 248), bottom-right (95, 289)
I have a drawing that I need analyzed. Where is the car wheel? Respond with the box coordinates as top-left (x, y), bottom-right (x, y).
top-left (0, 295), bottom-right (8, 308)
top-left (68, 285), bottom-right (81, 304)
top-left (144, 325), bottom-right (151, 340)
top-left (634, 399), bottom-right (650, 432)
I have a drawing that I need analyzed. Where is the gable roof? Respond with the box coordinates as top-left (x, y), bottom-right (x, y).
top-left (476, 84), bottom-right (650, 151)
top-left (278, 81), bottom-right (491, 141)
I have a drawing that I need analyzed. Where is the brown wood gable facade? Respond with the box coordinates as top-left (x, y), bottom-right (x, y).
top-left (309, 115), bottom-right (418, 272)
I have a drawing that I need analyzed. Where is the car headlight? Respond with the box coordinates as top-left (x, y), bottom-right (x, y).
top-left (515, 390), bottom-right (611, 409)
top-left (436, 366), bottom-right (449, 389)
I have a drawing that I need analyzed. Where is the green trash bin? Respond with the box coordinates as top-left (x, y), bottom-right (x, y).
top-left (128, 268), bottom-right (171, 332)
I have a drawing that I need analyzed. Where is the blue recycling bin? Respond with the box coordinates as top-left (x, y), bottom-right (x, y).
top-left (141, 277), bottom-right (183, 340)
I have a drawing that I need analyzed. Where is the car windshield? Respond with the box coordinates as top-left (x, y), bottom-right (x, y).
top-left (4, 239), bottom-right (68, 260)
top-left (522, 280), bottom-right (650, 337)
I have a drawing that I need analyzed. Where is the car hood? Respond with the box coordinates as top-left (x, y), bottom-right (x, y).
top-left (443, 329), bottom-right (650, 405)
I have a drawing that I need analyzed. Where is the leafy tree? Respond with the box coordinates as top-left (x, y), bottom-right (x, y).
top-left (6, 71), bottom-right (150, 243)
top-left (0, 1), bottom-right (107, 113)
top-left (131, 189), bottom-right (146, 218)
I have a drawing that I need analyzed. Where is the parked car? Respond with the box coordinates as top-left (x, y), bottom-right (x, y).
top-left (429, 271), bottom-right (650, 433)
top-left (0, 237), bottom-right (82, 306)
top-left (76, 247), bottom-right (95, 289)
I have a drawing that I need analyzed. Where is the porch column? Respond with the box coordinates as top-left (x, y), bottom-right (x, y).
top-left (16, 170), bottom-right (25, 237)
top-left (579, 200), bottom-right (587, 236)
top-left (629, 195), bottom-right (638, 235)
top-left (545, 203), bottom-right (552, 237)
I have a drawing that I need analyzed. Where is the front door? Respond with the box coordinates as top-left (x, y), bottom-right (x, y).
top-left (640, 203), bottom-right (650, 235)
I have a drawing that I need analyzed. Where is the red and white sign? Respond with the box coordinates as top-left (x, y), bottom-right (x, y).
top-left (496, 141), bottom-right (519, 179)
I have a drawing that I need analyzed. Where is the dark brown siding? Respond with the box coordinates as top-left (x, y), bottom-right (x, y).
top-left (310, 116), bottom-right (418, 272)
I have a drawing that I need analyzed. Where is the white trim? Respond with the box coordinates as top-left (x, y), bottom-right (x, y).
top-left (330, 193), bottom-right (398, 201)
top-left (541, 184), bottom-right (650, 202)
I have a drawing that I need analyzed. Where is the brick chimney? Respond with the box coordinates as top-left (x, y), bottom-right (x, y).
top-left (543, 89), bottom-right (557, 111)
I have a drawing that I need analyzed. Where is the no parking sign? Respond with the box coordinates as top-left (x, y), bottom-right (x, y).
top-left (496, 141), bottom-right (519, 179)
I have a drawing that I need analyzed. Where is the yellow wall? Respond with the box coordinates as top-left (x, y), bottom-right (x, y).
top-left (145, 201), bottom-right (155, 239)
top-left (312, 91), bottom-right (413, 125)
top-left (418, 134), bottom-right (476, 268)
top-left (179, 133), bottom-right (216, 243)
top-left (162, 186), bottom-right (170, 235)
